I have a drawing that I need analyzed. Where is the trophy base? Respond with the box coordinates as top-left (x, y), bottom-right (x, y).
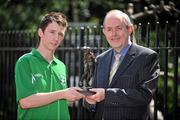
top-left (77, 87), bottom-right (96, 96)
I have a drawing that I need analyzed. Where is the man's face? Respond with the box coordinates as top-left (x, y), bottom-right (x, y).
top-left (103, 16), bottom-right (132, 52)
top-left (38, 21), bottom-right (66, 51)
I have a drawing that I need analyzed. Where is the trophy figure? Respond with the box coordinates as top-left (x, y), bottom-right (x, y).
top-left (78, 47), bottom-right (96, 95)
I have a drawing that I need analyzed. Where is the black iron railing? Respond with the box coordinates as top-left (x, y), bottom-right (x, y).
top-left (0, 21), bottom-right (179, 120)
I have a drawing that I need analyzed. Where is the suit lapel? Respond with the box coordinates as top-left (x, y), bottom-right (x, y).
top-left (100, 49), bottom-right (113, 88)
top-left (109, 45), bottom-right (136, 87)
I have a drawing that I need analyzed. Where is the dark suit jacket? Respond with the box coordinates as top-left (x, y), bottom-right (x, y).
top-left (91, 44), bottom-right (160, 120)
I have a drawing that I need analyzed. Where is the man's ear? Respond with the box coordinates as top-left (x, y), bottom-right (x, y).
top-left (102, 28), bottom-right (105, 35)
top-left (128, 25), bottom-right (134, 35)
top-left (38, 28), bottom-right (43, 37)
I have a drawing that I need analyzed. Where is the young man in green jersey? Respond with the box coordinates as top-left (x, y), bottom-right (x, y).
top-left (15, 12), bottom-right (84, 120)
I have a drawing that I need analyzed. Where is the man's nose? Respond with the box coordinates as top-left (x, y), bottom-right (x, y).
top-left (112, 29), bottom-right (117, 36)
top-left (54, 34), bottom-right (59, 41)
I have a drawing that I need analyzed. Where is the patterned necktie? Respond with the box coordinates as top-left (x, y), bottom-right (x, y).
top-left (109, 54), bottom-right (120, 84)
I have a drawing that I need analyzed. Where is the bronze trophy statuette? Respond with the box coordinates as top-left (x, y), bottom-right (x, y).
top-left (78, 46), bottom-right (96, 96)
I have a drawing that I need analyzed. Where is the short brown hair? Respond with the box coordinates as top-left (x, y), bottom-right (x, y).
top-left (39, 12), bottom-right (68, 32)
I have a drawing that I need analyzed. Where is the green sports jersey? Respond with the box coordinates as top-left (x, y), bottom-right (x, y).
top-left (15, 48), bottom-right (70, 120)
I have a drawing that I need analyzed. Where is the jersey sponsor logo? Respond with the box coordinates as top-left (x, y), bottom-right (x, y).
top-left (31, 73), bottom-right (43, 84)
top-left (59, 74), bottom-right (66, 84)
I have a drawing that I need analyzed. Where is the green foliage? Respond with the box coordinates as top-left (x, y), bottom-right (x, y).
top-left (1, 0), bottom-right (180, 30)
top-left (0, 0), bottom-right (127, 30)
top-left (0, 0), bottom-right (70, 30)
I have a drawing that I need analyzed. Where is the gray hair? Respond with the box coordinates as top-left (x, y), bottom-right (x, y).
top-left (103, 10), bottom-right (132, 26)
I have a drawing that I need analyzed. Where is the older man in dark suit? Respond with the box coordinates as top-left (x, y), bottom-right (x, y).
top-left (85, 10), bottom-right (160, 120)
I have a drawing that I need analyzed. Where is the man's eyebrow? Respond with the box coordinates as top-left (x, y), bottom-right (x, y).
top-left (58, 32), bottom-right (64, 36)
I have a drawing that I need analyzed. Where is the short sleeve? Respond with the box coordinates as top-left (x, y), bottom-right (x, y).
top-left (15, 58), bottom-right (37, 102)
